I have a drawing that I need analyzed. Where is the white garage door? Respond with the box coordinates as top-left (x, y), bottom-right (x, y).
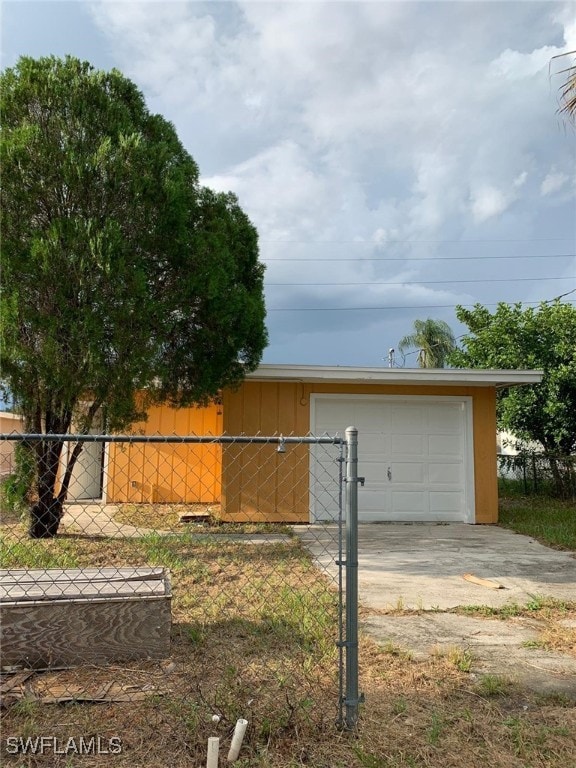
top-left (310, 395), bottom-right (474, 523)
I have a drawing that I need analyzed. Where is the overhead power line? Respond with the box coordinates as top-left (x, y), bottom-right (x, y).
top-left (395, 287), bottom-right (576, 363)
top-left (266, 288), bottom-right (576, 312)
top-left (266, 276), bottom-right (576, 287)
top-left (263, 253), bottom-right (576, 262)
top-left (260, 237), bottom-right (572, 245)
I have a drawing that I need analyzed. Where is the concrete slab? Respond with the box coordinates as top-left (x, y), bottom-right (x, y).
top-left (362, 613), bottom-right (576, 697)
top-left (62, 504), bottom-right (163, 538)
top-left (296, 523), bottom-right (576, 610)
top-left (62, 504), bottom-right (291, 544)
top-left (295, 522), bottom-right (576, 696)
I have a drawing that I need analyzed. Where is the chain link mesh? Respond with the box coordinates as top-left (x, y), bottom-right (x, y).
top-left (1, 431), bottom-right (350, 764)
top-left (498, 451), bottom-right (576, 498)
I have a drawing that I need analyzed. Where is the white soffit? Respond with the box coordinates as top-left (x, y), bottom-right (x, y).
top-left (247, 364), bottom-right (543, 389)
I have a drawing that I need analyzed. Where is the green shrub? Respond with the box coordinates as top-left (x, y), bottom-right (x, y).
top-left (1, 441), bottom-right (36, 516)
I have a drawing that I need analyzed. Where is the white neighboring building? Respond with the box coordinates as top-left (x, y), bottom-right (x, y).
top-left (497, 430), bottom-right (541, 455)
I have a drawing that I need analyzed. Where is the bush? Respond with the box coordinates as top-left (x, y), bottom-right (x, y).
top-left (0, 442), bottom-right (36, 517)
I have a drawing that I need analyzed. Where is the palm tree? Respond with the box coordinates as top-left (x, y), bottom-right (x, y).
top-left (552, 50), bottom-right (576, 126)
top-left (398, 318), bottom-right (456, 368)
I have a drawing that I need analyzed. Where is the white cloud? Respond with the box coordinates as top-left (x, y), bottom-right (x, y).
top-left (470, 185), bottom-right (513, 223)
top-left (85, 0), bottom-right (576, 363)
top-left (541, 171), bottom-right (571, 196)
top-left (202, 140), bottom-right (351, 242)
top-left (489, 44), bottom-right (563, 82)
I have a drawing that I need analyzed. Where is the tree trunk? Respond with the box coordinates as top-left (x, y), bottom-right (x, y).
top-left (28, 401), bottom-right (102, 538)
top-left (29, 438), bottom-right (64, 539)
top-left (547, 455), bottom-right (570, 499)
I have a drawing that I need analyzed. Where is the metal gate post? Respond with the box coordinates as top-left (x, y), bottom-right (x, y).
top-left (344, 426), bottom-right (362, 729)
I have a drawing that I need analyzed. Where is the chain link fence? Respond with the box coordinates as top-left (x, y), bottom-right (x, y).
top-left (0, 430), bottom-right (362, 765)
top-left (498, 451), bottom-right (576, 499)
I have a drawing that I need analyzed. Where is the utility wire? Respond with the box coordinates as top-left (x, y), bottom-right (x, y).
top-left (264, 253), bottom-right (575, 262)
top-left (266, 276), bottom-right (576, 287)
top-left (267, 288), bottom-right (576, 312)
top-left (260, 237), bottom-right (572, 244)
top-left (392, 288), bottom-right (576, 365)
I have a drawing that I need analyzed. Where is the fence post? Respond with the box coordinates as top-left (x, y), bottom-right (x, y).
top-left (344, 426), bottom-right (361, 729)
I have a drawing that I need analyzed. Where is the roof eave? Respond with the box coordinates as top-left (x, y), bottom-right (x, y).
top-left (246, 364), bottom-right (543, 388)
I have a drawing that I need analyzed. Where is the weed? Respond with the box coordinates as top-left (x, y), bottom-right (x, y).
top-left (432, 645), bottom-right (473, 672)
top-left (449, 646), bottom-right (473, 672)
top-left (522, 639), bottom-right (546, 649)
top-left (381, 641), bottom-right (413, 661)
top-left (181, 625), bottom-right (203, 644)
top-left (161, 696), bottom-right (202, 735)
top-left (475, 674), bottom-right (511, 697)
top-left (503, 716), bottom-right (527, 756)
top-left (460, 707), bottom-right (475, 725)
top-left (10, 698), bottom-right (40, 719)
top-left (427, 711), bottom-right (444, 746)
top-left (455, 597), bottom-right (575, 619)
top-left (353, 747), bottom-right (387, 767)
top-left (525, 595), bottom-right (546, 611)
top-left (391, 697), bottom-right (408, 716)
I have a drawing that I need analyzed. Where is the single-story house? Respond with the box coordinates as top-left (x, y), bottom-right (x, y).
top-left (70, 365), bottom-right (542, 525)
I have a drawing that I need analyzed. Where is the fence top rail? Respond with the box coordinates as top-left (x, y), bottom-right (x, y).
top-left (0, 433), bottom-right (345, 446)
top-left (497, 451), bottom-right (575, 460)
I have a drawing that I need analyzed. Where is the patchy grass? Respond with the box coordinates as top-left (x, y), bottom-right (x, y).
top-left (112, 503), bottom-right (293, 536)
top-left (475, 674), bottom-right (512, 697)
top-left (454, 597), bottom-right (576, 657)
top-left (431, 646), bottom-right (474, 673)
top-left (1, 526), bottom-right (576, 767)
top-left (498, 494), bottom-right (576, 551)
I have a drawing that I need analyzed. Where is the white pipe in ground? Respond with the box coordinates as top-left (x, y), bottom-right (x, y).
top-left (227, 718), bottom-right (248, 762)
top-left (206, 736), bottom-right (219, 768)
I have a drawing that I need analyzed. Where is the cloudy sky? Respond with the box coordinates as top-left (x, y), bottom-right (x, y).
top-left (2, 0), bottom-right (575, 366)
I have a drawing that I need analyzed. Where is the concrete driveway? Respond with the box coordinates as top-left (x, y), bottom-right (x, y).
top-left (297, 523), bottom-right (576, 696)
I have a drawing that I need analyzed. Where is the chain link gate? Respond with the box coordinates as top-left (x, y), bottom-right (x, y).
top-left (0, 430), bottom-right (361, 763)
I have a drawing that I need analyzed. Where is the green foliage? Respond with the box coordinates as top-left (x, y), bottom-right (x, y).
top-left (451, 301), bottom-right (576, 495)
top-left (0, 56), bottom-right (267, 534)
top-left (398, 318), bottom-right (456, 368)
top-left (498, 454), bottom-right (576, 498)
top-left (0, 442), bottom-right (36, 516)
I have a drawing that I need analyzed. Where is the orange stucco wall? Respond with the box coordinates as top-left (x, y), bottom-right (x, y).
top-left (222, 381), bottom-right (498, 524)
top-left (105, 403), bottom-right (223, 504)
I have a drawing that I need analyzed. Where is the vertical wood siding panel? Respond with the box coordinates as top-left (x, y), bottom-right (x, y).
top-left (221, 385), bottom-right (248, 519)
top-left (220, 381), bottom-right (499, 524)
top-left (106, 401), bottom-right (222, 504)
top-left (198, 379), bottom-right (502, 523)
